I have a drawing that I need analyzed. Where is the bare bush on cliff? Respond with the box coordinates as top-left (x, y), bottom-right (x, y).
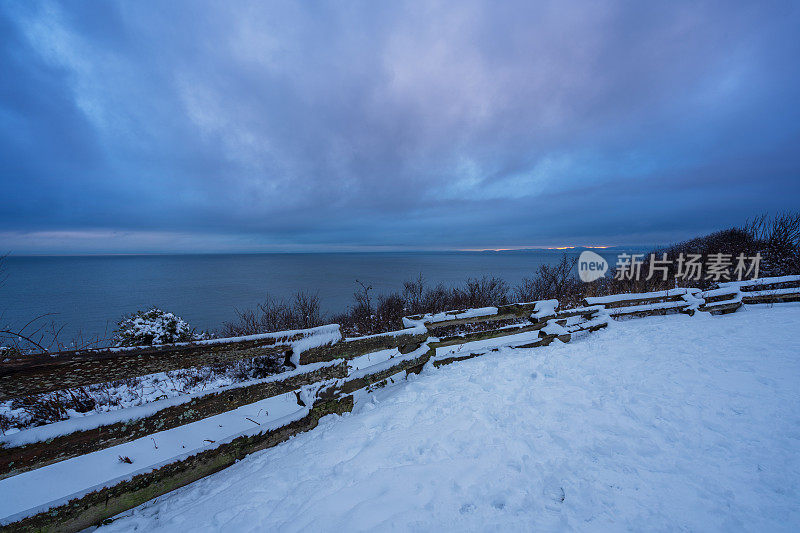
top-left (221, 291), bottom-right (323, 337)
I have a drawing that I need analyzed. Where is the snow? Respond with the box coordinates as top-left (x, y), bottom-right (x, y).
top-left (594, 291), bottom-right (704, 316)
top-left (0, 360), bottom-right (341, 447)
top-left (719, 274), bottom-right (800, 288)
top-left (698, 278), bottom-right (800, 305)
top-left (114, 308), bottom-right (200, 347)
top-left (287, 327), bottom-right (343, 367)
top-left (566, 314), bottom-right (611, 334)
top-left (345, 348), bottom-right (399, 373)
top-left (432, 329), bottom-right (552, 361)
top-left (743, 287), bottom-right (800, 298)
top-left (0, 339), bottom-right (435, 524)
top-left (402, 307), bottom-right (497, 328)
top-left (0, 392), bottom-right (309, 525)
top-left (345, 343), bottom-right (431, 381)
top-left (604, 300), bottom-right (688, 316)
top-left (557, 304), bottom-right (604, 316)
top-left (704, 295), bottom-right (743, 307)
top-left (585, 287), bottom-right (699, 305)
top-left (681, 290), bottom-right (705, 311)
top-left (531, 299), bottom-right (558, 320)
top-left (346, 325), bottom-right (428, 340)
top-left (539, 320), bottom-right (568, 337)
top-left (107, 324), bottom-right (341, 353)
top-left (700, 287), bottom-right (741, 298)
top-left (96, 304), bottom-right (800, 532)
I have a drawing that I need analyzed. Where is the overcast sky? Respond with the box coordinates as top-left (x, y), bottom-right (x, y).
top-left (1, 0), bottom-right (798, 253)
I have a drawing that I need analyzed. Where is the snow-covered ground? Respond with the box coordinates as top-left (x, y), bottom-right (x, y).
top-left (99, 304), bottom-right (800, 531)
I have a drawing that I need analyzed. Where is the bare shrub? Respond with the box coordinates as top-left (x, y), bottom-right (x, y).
top-left (375, 292), bottom-right (406, 332)
top-left (745, 212), bottom-right (800, 276)
top-left (292, 291), bottom-right (322, 329)
top-left (402, 274), bottom-right (426, 315)
top-left (347, 280), bottom-right (375, 335)
top-left (337, 275), bottom-right (512, 336)
top-left (515, 254), bottom-right (583, 307)
top-left (221, 291), bottom-right (323, 337)
top-left (11, 393), bottom-right (69, 426)
top-left (457, 276), bottom-right (509, 308)
top-left (247, 355), bottom-right (285, 378)
top-left (422, 283), bottom-right (453, 314)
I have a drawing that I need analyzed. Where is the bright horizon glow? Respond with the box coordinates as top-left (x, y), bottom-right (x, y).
top-left (457, 245), bottom-right (615, 252)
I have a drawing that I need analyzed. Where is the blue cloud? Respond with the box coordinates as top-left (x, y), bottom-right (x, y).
top-left (1, 0), bottom-right (798, 252)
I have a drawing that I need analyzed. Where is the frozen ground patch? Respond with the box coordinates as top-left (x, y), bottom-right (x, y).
top-left (100, 305), bottom-right (800, 532)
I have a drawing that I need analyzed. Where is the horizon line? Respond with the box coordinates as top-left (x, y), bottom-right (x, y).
top-left (4, 245), bottom-right (653, 258)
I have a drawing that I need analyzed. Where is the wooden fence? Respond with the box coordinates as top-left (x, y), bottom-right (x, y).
top-left (0, 274), bottom-right (798, 531)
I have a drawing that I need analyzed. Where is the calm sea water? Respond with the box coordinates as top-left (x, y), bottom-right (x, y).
top-left (0, 251), bottom-right (628, 341)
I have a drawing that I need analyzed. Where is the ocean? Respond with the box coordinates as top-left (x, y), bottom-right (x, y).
top-left (0, 250), bottom-right (630, 342)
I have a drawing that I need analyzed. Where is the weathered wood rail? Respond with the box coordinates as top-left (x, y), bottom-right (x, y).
top-left (1, 274), bottom-right (798, 532)
top-left (0, 362), bottom-right (348, 480)
top-left (297, 329), bottom-right (427, 365)
top-left (0, 329), bottom-right (318, 401)
top-left (5, 396), bottom-right (354, 533)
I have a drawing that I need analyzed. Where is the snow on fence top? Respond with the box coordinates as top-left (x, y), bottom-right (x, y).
top-left (0, 390), bottom-right (312, 526)
top-left (715, 275), bottom-right (800, 304)
top-left (402, 307), bottom-right (499, 328)
top-left (584, 288), bottom-right (699, 305)
top-left (718, 274), bottom-right (800, 289)
top-left (743, 286), bottom-right (800, 298)
top-left (0, 325), bottom-right (342, 401)
top-left (345, 324), bottom-right (427, 340)
top-left (584, 288), bottom-right (704, 317)
top-left (531, 299), bottom-right (558, 320)
top-left (0, 359), bottom-right (343, 448)
top-left (699, 286), bottom-right (741, 298)
top-left (102, 324), bottom-right (342, 355)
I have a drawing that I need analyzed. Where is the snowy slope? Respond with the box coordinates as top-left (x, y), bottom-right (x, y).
top-left (100, 304), bottom-right (800, 532)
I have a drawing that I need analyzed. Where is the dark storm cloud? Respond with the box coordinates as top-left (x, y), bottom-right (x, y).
top-left (1, 0), bottom-right (798, 252)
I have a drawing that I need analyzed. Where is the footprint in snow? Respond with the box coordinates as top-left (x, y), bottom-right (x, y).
top-left (459, 503), bottom-right (476, 514)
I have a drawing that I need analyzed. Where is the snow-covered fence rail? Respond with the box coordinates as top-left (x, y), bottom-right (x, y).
top-left (403, 301), bottom-right (542, 332)
top-left (415, 304), bottom-right (549, 348)
top-left (694, 275), bottom-right (800, 313)
top-left (0, 323), bottom-right (430, 401)
top-left (0, 361), bottom-right (348, 480)
top-left (583, 288), bottom-right (704, 317)
top-left (720, 274), bottom-right (800, 304)
top-left (577, 275), bottom-right (800, 318)
top-left (295, 327), bottom-right (427, 365)
top-left (0, 328), bottom-right (430, 479)
top-left (0, 390), bottom-right (354, 532)
top-left (698, 286), bottom-right (743, 313)
top-left (0, 325), bottom-right (341, 401)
